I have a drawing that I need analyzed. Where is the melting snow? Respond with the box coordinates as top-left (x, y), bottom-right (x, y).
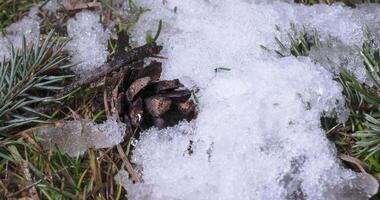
top-left (37, 119), bottom-right (126, 157)
top-left (0, 11), bottom-right (40, 60)
top-left (65, 11), bottom-right (110, 74)
top-left (42, 0), bottom-right (70, 13)
top-left (2, 0), bottom-right (379, 199)
top-left (118, 0), bottom-right (380, 199)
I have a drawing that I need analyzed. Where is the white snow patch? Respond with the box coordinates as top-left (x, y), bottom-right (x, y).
top-left (273, 2), bottom-right (380, 46)
top-left (0, 11), bottom-right (40, 60)
top-left (125, 58), bottom-right (359, 200)
top-left (271, 2), bottom-right (380, 84)
top-left (37, 119), bottom-right (126, 157)
top-left (66, 11), bottom-right (110, 74)
top-left (42, 0), bottom-right (70, 13)
top-left (308, 42), bottom-right (370, 84)
top-left (117, 0), bottom-right (380, 199)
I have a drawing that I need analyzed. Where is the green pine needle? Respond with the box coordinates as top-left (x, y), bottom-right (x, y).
top-left (0, 31), bottom-right (74, 134)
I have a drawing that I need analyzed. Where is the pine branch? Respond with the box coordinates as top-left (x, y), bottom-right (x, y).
top-left (0, 31), bottom-right (74, 134)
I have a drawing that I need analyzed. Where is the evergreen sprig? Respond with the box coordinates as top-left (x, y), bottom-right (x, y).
top-left (0, 31), bottom-right (74, 134)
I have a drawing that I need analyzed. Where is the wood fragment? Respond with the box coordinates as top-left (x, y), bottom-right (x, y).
top-left (56, 43), bottom-right (162, 99)
top-left (103, 80), bottom-right (112, 119)
top-left (145, 96), bottom-right (172, 117)
top-left (339, 154), bottom-right (368, 173)
top-left (123, 115), bottom-right (134, 141)
top-left (22, 160), bottom-right (40, 200)
top-left (126, 77), bottom-right (151, 102)
top-left (129, 98), bottom-right (144, 127)
top-left (134, 61), bottom-right (162, 82)
top-left (153, 79), bottom-right (183, 93)
top-left (64, 2), bottom-right (102, 11)
top-left (116, 144), bottom-right (140, 183)
top-left (160, 90), bottom-right (192, 103)
top-left (111, 71), bottom-right (126, 117)
top-left (116, 92), bottom-right (126, 118)
top-left (177, 101), bottom-right (195, 114)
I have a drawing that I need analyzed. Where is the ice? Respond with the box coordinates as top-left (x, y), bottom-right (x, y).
top-left (117, 0), bottom-right (380, 199)
top-left (0, 11), bottom-right (40, 60)
top-left (66, 11), bottom-right (110, 74)
top-left (308, 42), bottom-right (370, 84)
top-left (37, 119), bottom-right (126, 157)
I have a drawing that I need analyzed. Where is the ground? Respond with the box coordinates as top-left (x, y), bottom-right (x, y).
top-left (1, 0), bottom-right (380, 200)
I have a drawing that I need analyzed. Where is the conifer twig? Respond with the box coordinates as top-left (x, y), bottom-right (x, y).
top-left (0, 31), bottom-right (74, 134)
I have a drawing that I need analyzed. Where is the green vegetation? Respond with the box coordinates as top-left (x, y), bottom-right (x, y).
top-left (0, 0), bottom-right (47, 31)
top-left (0, 31), bottom-right (74, 135)
top-left (0, 132), bottom-right (128, 199)
top-left (0, 0), bottom-right (154, 199)
top-left (2, 0), bottom-right (380, 198)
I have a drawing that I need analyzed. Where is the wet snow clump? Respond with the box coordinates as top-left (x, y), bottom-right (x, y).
top-left (66, 11), bottom-right (110, 74)
top-left (0, 11), bottom-right (40, 60)
top-left (37, 119), bottom-right (126, 157)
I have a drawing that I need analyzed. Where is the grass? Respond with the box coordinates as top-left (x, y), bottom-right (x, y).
top-left (0, 0), bottom-right (47, 31)
top-left (0, 0), bottom-right (152, 199)
top-left (0, 131), bottom-right (129, 199)
top-left (2, 0), bottom-right (380, 199)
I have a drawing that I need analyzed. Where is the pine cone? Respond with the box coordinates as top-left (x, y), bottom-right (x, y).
top-left (117, 61), bottom-right (197, 132)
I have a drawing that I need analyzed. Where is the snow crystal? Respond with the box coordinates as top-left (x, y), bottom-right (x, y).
top-left (270, 2), bottom-right (380, 46)
top-left (271, 2), bottom-right (380, 84)
top-left (37, 119), bottom-right (126, 157)
top-left (0, 11), bottom-right (40, 60)
top-left (129, 0), bottom-right (180, 46)
top-left (308, 42), bottom-right (370, 84)
top-left (113, 0), bottom-right (130, 20)
top-left (66, 11), bottom-right (110, 74)
top-left (116, 0), bottom-right (380, 199)
top-left (42, 0), bottom-right (69, 13)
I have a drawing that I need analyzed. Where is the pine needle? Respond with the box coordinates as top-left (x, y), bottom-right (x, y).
top-left (0, 31), bottom-right (74, 135)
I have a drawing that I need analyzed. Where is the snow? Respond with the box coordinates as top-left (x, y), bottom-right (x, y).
top-left (308, 42), bottom-right (369, 84)
top-left (0, 11), bottom-right (40, 60)
top-left (37, 119), bottom-right (126, 157)
top-left (0, 0), bottom-right (379, 198)
top-left (1, 4), bottom-right (111, 75)
top-left (66, 11), bottom-right (110, 74)
top-left (272, 2), bottom-right (380, 84)
top-left (42, 0), bottom-right (69, 13)
top-left (117, 0), bottom-right (380, 199)
top-left (274, 3), bottom-right (380, 46)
